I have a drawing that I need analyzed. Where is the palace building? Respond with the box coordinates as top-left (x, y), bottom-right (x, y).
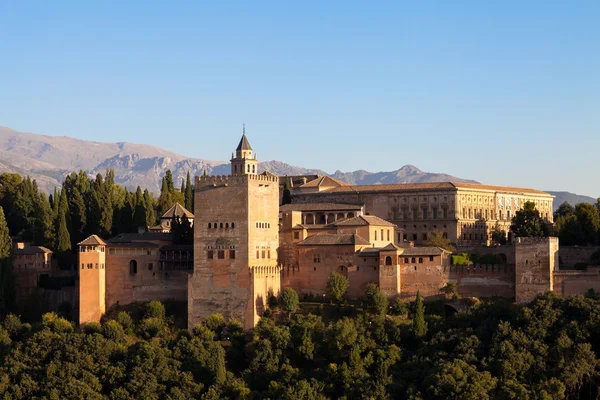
top-left (75, 130), bottom-right (600, 331)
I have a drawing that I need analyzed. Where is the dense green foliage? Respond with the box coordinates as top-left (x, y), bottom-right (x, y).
top-left (425, 230), bottom-right (455, 252)
top-left (0, 170), bottom-right (188, 269)
top-left (510, 201), bottom-right (549, 238)
top-left (326, 272), bottom-right (349, 305)
top-left (2, 292), bottom-right (599, 399)
top-left (0, 207), bottom-right (15, 314)
top-left (554, 201), bottom-right (600, 246)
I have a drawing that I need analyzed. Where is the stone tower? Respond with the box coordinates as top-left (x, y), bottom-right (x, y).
top-left (78, 235), bottom-right (107, 324)
top-left (189, 133), bottom-right (281, 331)
top-left (230, 126), bottom-right (258, 175)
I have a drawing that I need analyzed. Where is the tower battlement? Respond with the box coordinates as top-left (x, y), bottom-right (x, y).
top-left (195, 173), bottom-right (279, 189)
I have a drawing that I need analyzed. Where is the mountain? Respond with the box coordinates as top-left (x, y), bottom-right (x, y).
top-left (0, 125), bottom-right (474, 194)
top-left (330, 164), bottom-right (479, 185)
top-left (546, 191), bottom-right (597, 210)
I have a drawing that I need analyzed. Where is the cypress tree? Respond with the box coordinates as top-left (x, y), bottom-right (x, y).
top-left (282, 176), bottom-right (292, 205)
top-left (143, 189), bottom-right (156, 227)
top-left (52, 187), bottom-right (59, 219)
top-left (0, 206), bottom-right (15, 314)
top-left (55, 189), bottom-right (72, 269)
top-left (185, 171), bottom-right (193, 212)
top-left (33, 192), bottom-right (55, 248)
top-left (133, 186), bottom-right (147, 231)
top-left (412, 290), bottom-right (428, 338)
top-left (157, 176), bottom-right (173, 218)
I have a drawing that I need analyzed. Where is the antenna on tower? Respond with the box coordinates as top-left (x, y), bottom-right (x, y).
top-left (243, 123), bottom-right (246, 135)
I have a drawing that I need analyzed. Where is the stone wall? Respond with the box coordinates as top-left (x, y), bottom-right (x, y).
top-left (558, 246), bottom-right (600, 267)
top-left (400, 263), bottom-right (515, 301)
top-left (514, 237), bottom-right (558, 303)
top-left (553, 268), bottom-right (600, 296)
top-left (105, 252), bottom-right (187, 308)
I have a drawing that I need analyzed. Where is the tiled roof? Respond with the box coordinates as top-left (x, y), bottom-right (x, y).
top-left (300, 176), bottom-right (348, 188)
top-left (161, 203), bottom-right (194, 219)
top-left (297, 233), bottom-right (370, 246)
top-left (108, 241), bottom-right (160, 248)
top-left (78, 234), bottom-right (106, 246)
top-left (451, 182), bottom-right (551, 196)
top-left (400, 246), bottom-right (450, 256)
top-left (14, 246), bottom-right (52, 255)
top-left (380, 243), bottom-right (401, 251)
top-left (280, 203), bottom-right (363, 212)
top-left (333, 215), bottom-right (397, 228)
top-left (313, 181), bottom-right (551, 196)
top-left (108, 232), bottom-right (173, 242)
top-left (281, 175), bottom-right (320, 187)
top-left (236, 134), bottom-right (252, 151)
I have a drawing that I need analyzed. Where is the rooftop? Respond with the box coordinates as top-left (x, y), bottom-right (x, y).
top-left (333, 215), bottom-right (397, 228)
top-left (161, 203), bottom-right (194, 220)
top-left (313, 181), bottom-right (551, 196)
top-left (300, 176), bottom-right (348, 188)
top-left (108, 232), bottom-right (173, 243)
top-left (78, 234), bottom-right (107, 246)
top-left (297, 233), bottom-right (371, 246)
top-left (400, 246), bottom-right (450, 256)
top-left (280, 203), bottom-right (363, 213)
top-left (236, 133), bottom-right (252, 151)
top-left (14, 246), bottom-right (52, 255)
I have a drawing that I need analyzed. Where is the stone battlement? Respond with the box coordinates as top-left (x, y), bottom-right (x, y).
top-left (195, 173), bottom-right (279, 189)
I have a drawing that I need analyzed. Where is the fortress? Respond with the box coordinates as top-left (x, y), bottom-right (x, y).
top-left (71, 132), bottom-right (600, 330)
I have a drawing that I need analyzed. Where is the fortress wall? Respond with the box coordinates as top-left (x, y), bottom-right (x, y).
top-left (515, 237), bottom-right (558, 303)
top-left (106, 253), bottom-right (187, 308)
top-left (400, 263), bottom-right (515, 301)
top-left (553, 268), bottom-right (600, 297)
top-left (558, 246), bottom-right (600, 267)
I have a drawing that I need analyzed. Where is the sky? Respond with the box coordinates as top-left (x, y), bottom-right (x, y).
top-left (0, 1), bottom-right (598, 196)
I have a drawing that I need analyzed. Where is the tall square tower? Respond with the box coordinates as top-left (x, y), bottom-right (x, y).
top-left (188, 133), bottom-right (281, 330)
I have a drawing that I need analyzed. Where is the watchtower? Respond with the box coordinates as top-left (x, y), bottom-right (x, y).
top-left (78, 235), bottom-right (106, 324)
top-left (230, 125), bottom-right (258, 175)
top-left (189, 133), bottom-right (281, 331)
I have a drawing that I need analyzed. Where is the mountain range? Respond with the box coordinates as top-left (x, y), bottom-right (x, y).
top-left (0, 125), bottom-right (595, 210)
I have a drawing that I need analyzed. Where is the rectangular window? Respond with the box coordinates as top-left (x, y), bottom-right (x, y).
top-left (262, 250), bottom-right (266, 259)
top-left (432, 208), bottom-right (438, 219)
top-left (313, 254), bottom-right (321, 263)
top-left (148, 263), bottom-right (153, 270)
top-left (207, 250), bottom-right (214, 260)
top-left (443, 208), bottom-right (448, 219)
top-left (429, 256), bottom-right (434, 262)
top-left (294, 232), bottom-right (299, 240)
top-left (422, 207), bottom-right (428, 219)
top-left (413, 234), bottom-right (417, 241)
top-left (403, 233), bottom-right (407, 241)
top-left (419, 257), bottom-right (423, 263)
top-left (387, 230), bottom-right (390, 241)
top-left (268, 250), bottom-right (271, 259)
top-left (230, 250), bottom-right (236, 259)
top-left (218, 250), bottom-right (225, 259)
top-left (256, 250), bottom-right (260, 259)
top-left (404, 257), bottom-right (409, 263)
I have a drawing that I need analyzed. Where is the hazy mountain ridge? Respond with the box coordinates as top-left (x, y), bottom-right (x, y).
top-left (1, 125), bottom-right (595, 209)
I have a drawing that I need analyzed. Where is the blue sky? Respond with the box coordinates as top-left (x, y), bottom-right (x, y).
top-left (0, 1), bottom-right (598, 196)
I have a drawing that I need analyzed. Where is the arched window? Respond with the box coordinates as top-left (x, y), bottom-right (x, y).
top-left (375, 231), bottom-right (378, 240)
top-left (411, 257), bottom-right (416, 263)
top-left (247, 165), bottom-right (250, 173)
top-left (234, 165), bottom-right (237, 173)
top-left (225, 223), bottom-right (229, 228)
top-left (208, 223), bottom-right (211, 229)
top-left (220, 223), bottom-right (223, 228)
top-left (385, 256), bottom-right (392, 265)
top-left (232, 222), bottom-right (235, 229)
top-left (347, 212), bottom-right (354, 218)
top-left (418, 257), bottom-right (423, 263)
top-left (252, 165), bottom-right (255, 173)
top-left (129, 260), bottom-right (137, 275)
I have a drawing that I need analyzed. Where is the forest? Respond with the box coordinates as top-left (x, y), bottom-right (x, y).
top-left (0, 286), bottom-right (599, 399)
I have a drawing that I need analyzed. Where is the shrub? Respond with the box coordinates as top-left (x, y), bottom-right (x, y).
top-left (281, 287), bottom-right (299, 315)
top-left (145, 300), bottom-right (166, 320)
top-left (3, 314), bottom-right (22, 337)
top-left (117, 311), bottom-right (133, 330)
top-left (42, 312), bottom-right (73, 333)
top-left (138, 317), bottom-right (166, 339)
top-left (83, 322), bottom-right (102, 335)
top-left (103, 320), bottom-right (125, 341)
top-left (390, 298), bottom-right (409, 315)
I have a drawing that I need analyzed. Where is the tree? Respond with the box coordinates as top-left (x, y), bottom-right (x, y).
top-left (33, 192), bottom-right (54, 248)
top-left (510, 201), bottom-right (548, 238)
top-left (426, 230), bottom-right (455, 252)
top-left (326, 272), bottom-right (349, 305)
top-left (132, 186), bottom-right (147, 231)
top-left (0, 207), bottom-right (15, 314)
top-left (491, 226), bottom-right (507, 245)
top-left (281, 287), bottom-right (299, 318)
top-left (573, 203), bottom-right (600, 245)
top-left (365, 283), bottom-right (388, 316)
top-left (185, 171), bottom-right (194, 212)
top-left (282, 176), bottom-right (292, 206)
top-left (157, 175), bottom-right (173, 218)
top-left (412, 290), bottom-right (427, 338)
top-left (439, 282), bottom-right (459, 299)
top-left (143, 189), bottom-right (156, 227)
top-left (554, 201), bottom-right (574, 220)
top-left (55, 189), bottom-right (72, 269)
